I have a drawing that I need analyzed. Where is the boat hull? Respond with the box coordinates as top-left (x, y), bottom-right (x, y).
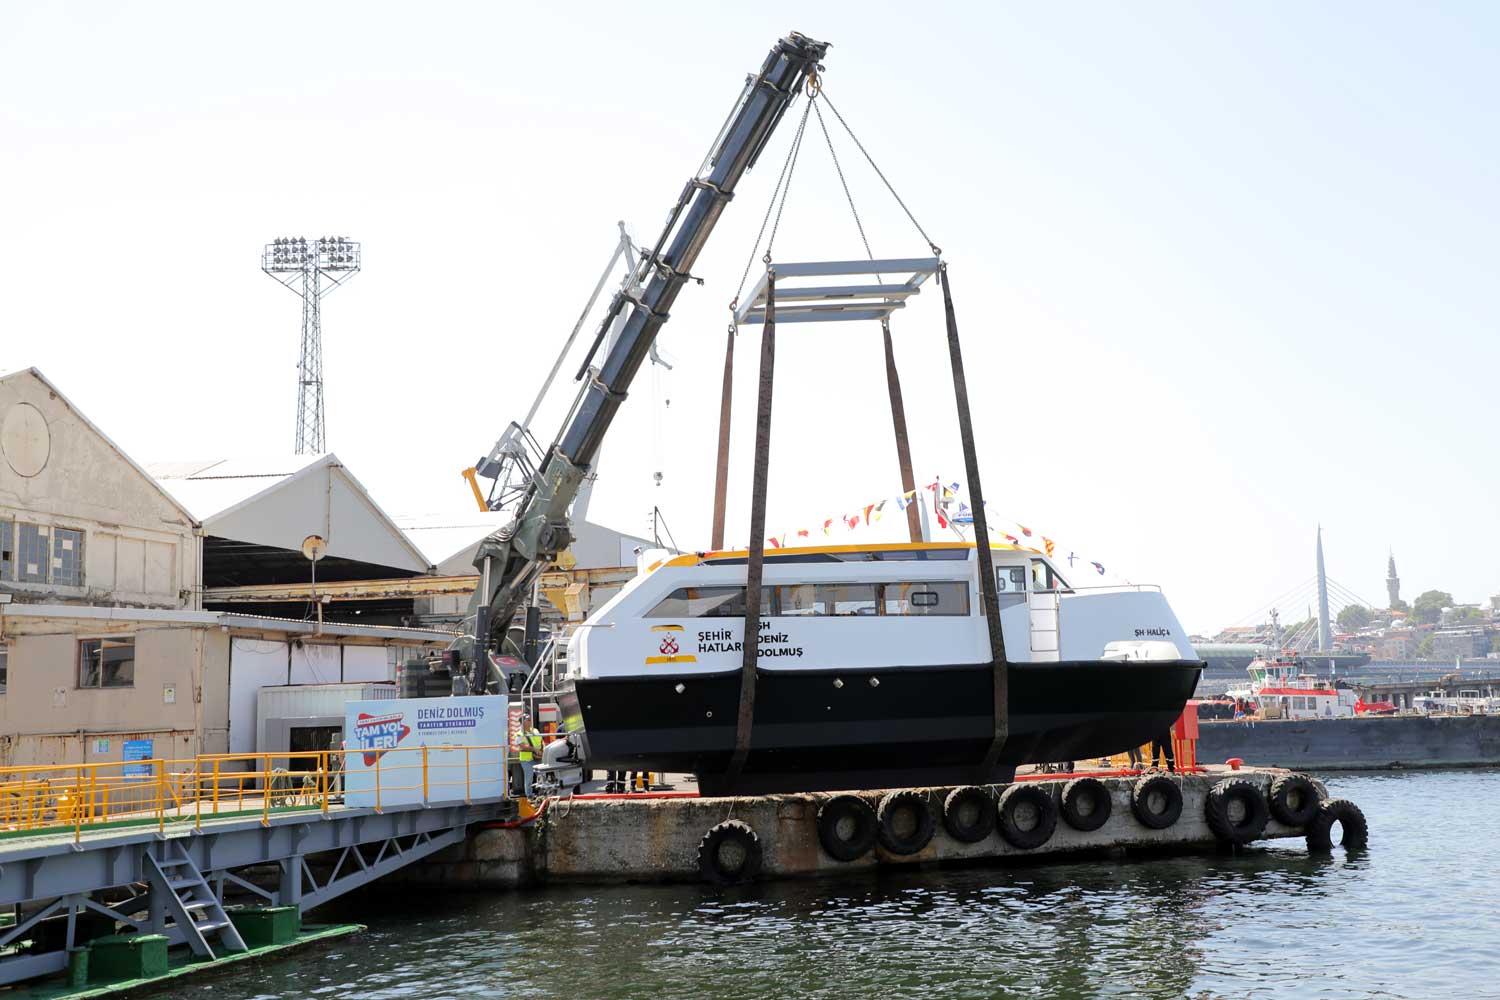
top-left (561, 659), bottom-right (1203, 795)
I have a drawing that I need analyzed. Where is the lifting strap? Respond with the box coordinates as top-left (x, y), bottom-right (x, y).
top-left (710, 325), bottom-right (735, 550)
top-left (939, 265), bottom-right (1009, 778)
top-left (881, 318), bottom-right (922, 543)
top-left (726, 271), bottom-right (777, 791)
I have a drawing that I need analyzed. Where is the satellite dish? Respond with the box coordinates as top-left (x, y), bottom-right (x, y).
top-left (301, 534), bottom-right (327, 562)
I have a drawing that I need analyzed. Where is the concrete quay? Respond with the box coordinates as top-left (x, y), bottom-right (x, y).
top-left (402, 766), bottom-right (1337, 889)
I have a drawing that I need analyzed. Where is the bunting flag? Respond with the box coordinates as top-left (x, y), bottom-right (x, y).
top-left (743, 478), bottom-right (1115, 582)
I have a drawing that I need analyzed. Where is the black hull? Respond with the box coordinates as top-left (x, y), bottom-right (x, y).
top-left (561, 660), bottom-right (1203, 795)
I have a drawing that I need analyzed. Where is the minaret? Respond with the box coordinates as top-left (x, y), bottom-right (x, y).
top-left (1386, 551), bottom-right (1401, 608)
top-left (1316, 525), bottom-right (1332, 652)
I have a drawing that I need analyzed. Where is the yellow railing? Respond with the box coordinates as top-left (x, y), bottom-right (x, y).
top-left (0, 745), bottom-right (509, 844)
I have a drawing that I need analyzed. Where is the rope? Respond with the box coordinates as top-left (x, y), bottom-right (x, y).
top-left (820, 88), bottom-right (942, 256)
top-left (730, 96), bottom-right (813, 310)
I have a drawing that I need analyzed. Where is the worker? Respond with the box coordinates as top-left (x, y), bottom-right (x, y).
top-left (517, 714), bottom-right (545, 796)
top-left (1150, 727), bottom-right (1176, 773)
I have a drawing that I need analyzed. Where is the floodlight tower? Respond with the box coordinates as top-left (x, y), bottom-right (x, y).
top-left (261, 236), bottom-right (362, 454)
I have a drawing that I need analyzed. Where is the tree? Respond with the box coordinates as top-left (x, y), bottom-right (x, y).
top-left (1411, 590), bottom-right (1455, 625)
top-left (1337, 604), bottom-right (1371, 631)
top-left (1417, 635), bottom-right (1436, 659)
top-left (1391, 598), bottom-right (1410, 612)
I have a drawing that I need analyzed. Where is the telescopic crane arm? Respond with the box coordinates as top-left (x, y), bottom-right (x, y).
top-left (455, 32), bottom-right (830, 693)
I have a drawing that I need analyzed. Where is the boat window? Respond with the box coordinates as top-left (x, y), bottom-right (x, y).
top-left (996, 566), bottom-right (1025, 593)
top-left (883, 582), bottom-right (970, 617)
top-left (1029, 560), bottom-right (1069, 592)
top-left (647, 586), bottom-right (771, 618)
top-left (818, 584), bottom-right (879, 616)
top-left (777, 584), bottom-right (819, 617)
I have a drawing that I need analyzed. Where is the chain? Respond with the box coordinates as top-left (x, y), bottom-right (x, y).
top-left (763, 100), bottom-right (810, 264)
top-left (731, 96), bottom-right (814, 310)
top-left (820, 89), bottom-right (941, 257)
top-left (812, 97), bottom-right (876, 270)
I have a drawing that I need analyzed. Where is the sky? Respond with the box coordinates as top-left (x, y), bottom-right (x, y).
top-left (2, 2), bottom-right (1497, 634)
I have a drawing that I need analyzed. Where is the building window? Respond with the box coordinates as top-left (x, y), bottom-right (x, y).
top-left (52, 528), bottom-right (83, 587)
top-left (17, 523), bottom-right (48, 583)
top-left (79, 638), bottom-right (135, 688)
top-left (0, 643), bottom-right (7, 694)
top-left (0, 520), bottom-right (13, 581)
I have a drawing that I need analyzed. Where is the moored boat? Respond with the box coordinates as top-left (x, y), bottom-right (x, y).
top-left (559, 541), bottom-right (1202, 794)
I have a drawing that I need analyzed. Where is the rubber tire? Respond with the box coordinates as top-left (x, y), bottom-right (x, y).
top-left (877, 790), bottom-right (936, 856)
top-left (1306, 798), bottom-right (1369, 851)
top-left (1060, 777), bottom-right (1113, 833)
top-left (942, 786), bottom-right (996, 844)
top-left (996, 784), bottom-right (1058, 850)
top-left (817, 794), bottom-right (878, 862)
top-left (698, 820), bottom-right (762, 885)
top-left (1131, 774), bottom-right (1184, 830)
top-left (1205, 778), bottom-right (1270, 845)
top-left (1268, 773), bottom-right (1320, 827)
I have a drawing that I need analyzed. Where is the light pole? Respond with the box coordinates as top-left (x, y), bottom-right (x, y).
top-left (262, 236), bottom-right (362, 454)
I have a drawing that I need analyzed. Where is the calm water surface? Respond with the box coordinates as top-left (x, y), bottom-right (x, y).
top-left (159, 771), bottom-right (1500, 999)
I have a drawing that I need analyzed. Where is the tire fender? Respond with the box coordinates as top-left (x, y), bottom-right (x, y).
top-left (1060, 776), bottom-right (1112, 833)
top-left (877, 789), bottom-right (936, 856)
top-left (1204, 778), bottom-right (1270, 845)
top-left (1306, 798), bottom-right (1369, 851)
top-left (996, 783), bottom-right (1058, 850)
top-left (942, 785), bottom-right (996, 844)
top-left (817, 794), bottom-right (878, 862)
top-left (1268, 773), bottom-right (1320, 827)
top-left (698, 819), bottom-right (763, 885)
top-left (1131, 774), bottom-right (1184, 830)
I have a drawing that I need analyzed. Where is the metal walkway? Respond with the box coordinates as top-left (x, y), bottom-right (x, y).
top-left (0, 748), bottom-right (512, 986)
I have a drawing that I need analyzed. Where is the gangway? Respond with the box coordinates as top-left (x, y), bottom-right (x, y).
top-left (0, 746), bottom-right (512, 986)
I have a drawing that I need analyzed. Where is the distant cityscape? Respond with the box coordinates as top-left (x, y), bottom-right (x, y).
top-left (1196, 554), bottom-right (1500, 662)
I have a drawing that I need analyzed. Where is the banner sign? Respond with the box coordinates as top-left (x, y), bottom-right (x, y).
top-left (343, 695), bottom-right (507, 807)
top-left (123, 739), bottom-right (154, 782)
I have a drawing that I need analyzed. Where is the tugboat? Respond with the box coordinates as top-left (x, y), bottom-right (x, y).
top-left (1226, 652), bottom-right (1357, 720)
top-left (559, 541), bottom-right (1203, 794)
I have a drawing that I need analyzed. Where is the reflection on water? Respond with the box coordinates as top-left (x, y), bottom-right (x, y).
top-left (155, 771), bottom-right (1500, 1000)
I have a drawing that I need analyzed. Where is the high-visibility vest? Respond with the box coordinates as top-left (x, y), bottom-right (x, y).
top-left (519, 729), bottom-right (543, 762)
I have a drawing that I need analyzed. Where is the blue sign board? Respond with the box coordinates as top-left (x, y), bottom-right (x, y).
top-left (123, 739), bottom-right (154, 781)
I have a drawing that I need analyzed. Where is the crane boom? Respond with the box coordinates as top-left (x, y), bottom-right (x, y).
top-left (455, 32), bottom-right (830, 693)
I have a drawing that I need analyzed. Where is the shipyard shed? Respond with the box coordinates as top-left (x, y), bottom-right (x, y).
top-left (0, 369), bottom-right (455, 768)
top-left (150, 454), bottom-right (432, 625)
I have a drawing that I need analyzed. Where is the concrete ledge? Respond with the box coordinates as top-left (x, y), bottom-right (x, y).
top-left (541, 769), bottom-right (1317, 881)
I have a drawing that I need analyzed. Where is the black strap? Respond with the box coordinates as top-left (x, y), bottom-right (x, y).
top-left (881, 318), bottom-right (922, 543)
top-left (726, 271), bottom-right (776, 791)
top-left (939, 265), bottom-right (1009, 779)
top-left (710, 326), bottom-right (736, 550)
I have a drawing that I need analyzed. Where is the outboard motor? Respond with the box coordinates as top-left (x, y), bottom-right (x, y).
top-left (532, 731), bottom-right (586, 796)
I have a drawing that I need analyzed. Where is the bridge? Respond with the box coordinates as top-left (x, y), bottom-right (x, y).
top-left (0, 746), bottom-right (512, 987)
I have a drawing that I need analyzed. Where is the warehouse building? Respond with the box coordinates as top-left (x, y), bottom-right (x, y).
top-left (0, 368), bottom-right (451, 767)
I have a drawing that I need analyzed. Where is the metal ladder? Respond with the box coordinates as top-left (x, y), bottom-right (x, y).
top-left (143, 842), bottom-right (248, 959)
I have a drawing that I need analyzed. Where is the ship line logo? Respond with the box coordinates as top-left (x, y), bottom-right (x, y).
top-left (646, 624), bottom-right (696, 665)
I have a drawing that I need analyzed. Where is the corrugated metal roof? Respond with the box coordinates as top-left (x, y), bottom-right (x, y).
top-left (147, 455), bottom-right (329, 519)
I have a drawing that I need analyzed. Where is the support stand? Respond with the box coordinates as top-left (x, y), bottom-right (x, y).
top-left (727, 271), bottom-right (777, 791)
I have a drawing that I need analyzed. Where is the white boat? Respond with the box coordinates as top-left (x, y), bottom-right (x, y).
top-left (1226, 653), bottom-right (1357, 720)
top-left (559, 540), bottom-right (1202, 794)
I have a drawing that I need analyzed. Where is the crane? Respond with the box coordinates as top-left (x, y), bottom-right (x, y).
top-left (451, 32), bottom-right (831, 695)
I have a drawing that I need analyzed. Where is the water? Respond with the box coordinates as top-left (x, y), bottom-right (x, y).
top-left (158, 771), bottom-right (1500, 999)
